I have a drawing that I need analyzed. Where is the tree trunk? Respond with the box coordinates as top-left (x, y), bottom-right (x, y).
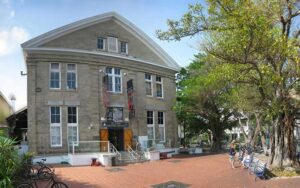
top-left (249, 113), bottom-right (262, 147)
top-left (269, 110), bottom-right (295, 168)
top-left (210, 125), bottom-right (223, 152)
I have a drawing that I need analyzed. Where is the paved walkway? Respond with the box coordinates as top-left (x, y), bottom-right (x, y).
top-left (51, 153), bottom-right (300, 188)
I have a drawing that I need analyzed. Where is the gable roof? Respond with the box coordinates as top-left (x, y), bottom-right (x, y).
top-left (22, 12), bottom-right (180, 71)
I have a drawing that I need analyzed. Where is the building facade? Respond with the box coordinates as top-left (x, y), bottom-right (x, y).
top-left (22, 12), bottom-right (180, 154)
top-left (0, 91), bottom-right (12, 135)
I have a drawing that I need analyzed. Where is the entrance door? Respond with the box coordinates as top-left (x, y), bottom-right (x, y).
top-left (100, 129), bottom-right (109, 152)
top-left (108, 128), bottom-right (124, 151)
top-left (124, 129), bottom-right (133, 150)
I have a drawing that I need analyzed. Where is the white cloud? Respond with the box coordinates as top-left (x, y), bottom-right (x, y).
top-left (0, 26), bottom-right (29, 56)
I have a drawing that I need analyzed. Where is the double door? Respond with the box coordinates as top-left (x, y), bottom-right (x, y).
top-left (100, 128), bottom-right (132, 151)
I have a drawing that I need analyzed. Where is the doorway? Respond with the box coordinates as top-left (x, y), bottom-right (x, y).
top-left (108, 128), bottom-right (124, 151)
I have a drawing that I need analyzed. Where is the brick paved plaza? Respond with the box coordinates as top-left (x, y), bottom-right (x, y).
top-left (49, 153), bottom-right (300, 188)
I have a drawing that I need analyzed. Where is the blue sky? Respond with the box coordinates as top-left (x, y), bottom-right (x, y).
top-left (0, 0), bottom-right (203, 110)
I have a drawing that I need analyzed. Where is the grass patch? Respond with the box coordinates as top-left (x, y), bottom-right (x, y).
top-left (270, 167), bottom-right (300, 177)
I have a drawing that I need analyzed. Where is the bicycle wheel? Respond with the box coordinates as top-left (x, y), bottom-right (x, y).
top-left (37, 170), bottom-right (53, 181)
top-left (51, 182), bottom-right (69, 188)
top-left (16, 183), bottom-right (34, 188)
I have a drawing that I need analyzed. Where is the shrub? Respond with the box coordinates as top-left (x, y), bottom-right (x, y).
top-left (0, 136), bottom-right (20, 188)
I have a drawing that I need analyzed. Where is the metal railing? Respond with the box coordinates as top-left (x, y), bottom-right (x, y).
top-left (68, 141), bottom-right (110, 154)
top-left (127, 145), bottom-right (139, 161)
top-left (110, 143), bottom-right (121, 159)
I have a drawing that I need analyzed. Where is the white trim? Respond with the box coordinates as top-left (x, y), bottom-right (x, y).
top-left (49, 63), bottom-right (61, 90)
top-left (145, 73), bottom-right (153, 97)
top-left (66, 63), bottom-right (77, 90)
top-left (21, 12), bottom-right (180, 71)
top-left (120, 41), bottom-right (128, 54)
top-left (147, 110), bottom-right (155, 141)
top-left (24, 47), bottom-right (179, 72)
top-left (156, 76), bottom-right (164, 99)
top-left (50, 106), bottom-right (62, 147)
top-left (67, 106), bottom-right (79, 147)
top-left (106, 67), bottom-right (122, 93)
top-left (97, 37), bottom-right (106, 50)
top-left (158, 111), bottom-right (165, 142)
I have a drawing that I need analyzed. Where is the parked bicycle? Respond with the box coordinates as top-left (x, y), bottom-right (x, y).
top-left (16, 170), bottom-right (68, 188)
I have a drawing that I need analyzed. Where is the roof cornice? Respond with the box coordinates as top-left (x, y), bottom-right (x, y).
top-left (23, 47), bottom-right (180, 72)
top-left (21, 12), bottom-right (180, 71)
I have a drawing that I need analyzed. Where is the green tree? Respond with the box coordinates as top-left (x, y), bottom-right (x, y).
top-left (158, 0), bottom-right (300, 167)
top-left (175, 54), bottom-right (238, 151)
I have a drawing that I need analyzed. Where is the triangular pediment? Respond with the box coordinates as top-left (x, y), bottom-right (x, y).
top-left (22, 12), bottom-right (180, 71)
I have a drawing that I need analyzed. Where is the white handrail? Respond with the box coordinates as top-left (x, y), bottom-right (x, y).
top-left (127, 145), bottom-right (139, 160)
top-left (110, 143), bottom-right (121, 159)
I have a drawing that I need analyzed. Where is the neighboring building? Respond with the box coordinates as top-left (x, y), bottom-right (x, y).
top-left (0, 91), bottom-right (12, 135)
top-left (7, 107), bottom-right (28, 143)
top-left (22, 12), bottom-right (180, 154)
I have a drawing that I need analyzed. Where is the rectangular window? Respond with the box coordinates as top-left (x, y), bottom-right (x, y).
top-left (108, 36), bottom-right (118, 52)
top-left (106, 67), bottom-right (122, 93)
top-left (106, 107), bottom-right (123, 122)
top-left (67, 64), bottom-right (77, 90)
top-left (97, 37), bottom-right (105, 50)
top-left (147, 111), bottom-right (155, 141)
top-left (120, 41), bottom-right (128, 54)
top-left (158, 111), bottom-right (165, 142)
top-left (156, 76), bottom-right (163, 98)
top-left (67, 107), bottom-right (78, 146)
top-left (145, 73), bottom-right (152, 96)
top-left (50, 63), bottom-right (60, 89)
top-left (50, 106), bottom-right (61, 147)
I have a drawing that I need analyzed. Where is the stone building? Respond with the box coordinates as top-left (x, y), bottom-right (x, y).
top-left (21, 12), bottom-right (180, 154)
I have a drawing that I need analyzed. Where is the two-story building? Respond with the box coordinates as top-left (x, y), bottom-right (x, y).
top-left (22, 12), bottom-right (180, 155)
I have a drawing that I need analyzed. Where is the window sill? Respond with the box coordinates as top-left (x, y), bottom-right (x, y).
top-left (50, 145), bottom-right (62, 148)
top-left (107, 91), bottom-right (123, 95)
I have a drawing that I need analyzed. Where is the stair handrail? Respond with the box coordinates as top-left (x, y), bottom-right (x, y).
top-left (127, 145), bottom-right (138, 160)
top-left (110, 143), bottom-right (121, 159)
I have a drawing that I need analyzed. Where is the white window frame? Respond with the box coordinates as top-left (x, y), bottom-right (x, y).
top-left (97, 37), bottom-right (106, 50)
top-left (107, 36), bottom-right (118, 53)
top-left (156, 76), bottom-right (164, 98)
top-left (158, 111), bottom-right (165, 142)
top-left (147, 111), bottom-right (155, 141)
top-left (106, 67), bottom-right (122, 93)
top-left (120, 41), bottom-right (128, 54)
top-left (50, 106), bottom-right (62, 147)
top-left (49, 63), bottom-right (61, 90)
top-left (67, 106), bottom-right (79, 147)
top-left (145, 73), bottom-right (153, 97)
top-left (66, 64), bottom-right (77, 90)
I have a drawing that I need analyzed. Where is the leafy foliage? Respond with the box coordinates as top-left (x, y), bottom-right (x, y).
top-left (159, 0), bottom-right (300, 166)
top-left (0, 136), bottom-right (20, 188)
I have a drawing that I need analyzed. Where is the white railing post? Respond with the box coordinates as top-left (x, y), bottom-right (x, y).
top-left (72, 142), bottom-right (75, 155)
top-left (108, 141), bottom-right (110, 153)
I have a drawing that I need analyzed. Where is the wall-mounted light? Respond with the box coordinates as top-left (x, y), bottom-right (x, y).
top-left (101, 117), bottom-right (106, 121)
top-left (123, 72), bottom-right (127, 76)
top-left (88, 123), bottom-right (94, 130)
top-left (99, 69), bottom-right (103, 73)
top-left (125, 118), bottom-right (129, 122)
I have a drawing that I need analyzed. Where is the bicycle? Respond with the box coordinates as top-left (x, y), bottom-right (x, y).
top-left (16, 171), bottom-right (68, 188)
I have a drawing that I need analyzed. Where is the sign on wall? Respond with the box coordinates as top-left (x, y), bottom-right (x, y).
top-left (127, 79), bottom-right (135, 118)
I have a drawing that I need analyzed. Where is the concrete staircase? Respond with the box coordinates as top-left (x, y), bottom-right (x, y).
top-left (116, 151), bottom-right (148, 165)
